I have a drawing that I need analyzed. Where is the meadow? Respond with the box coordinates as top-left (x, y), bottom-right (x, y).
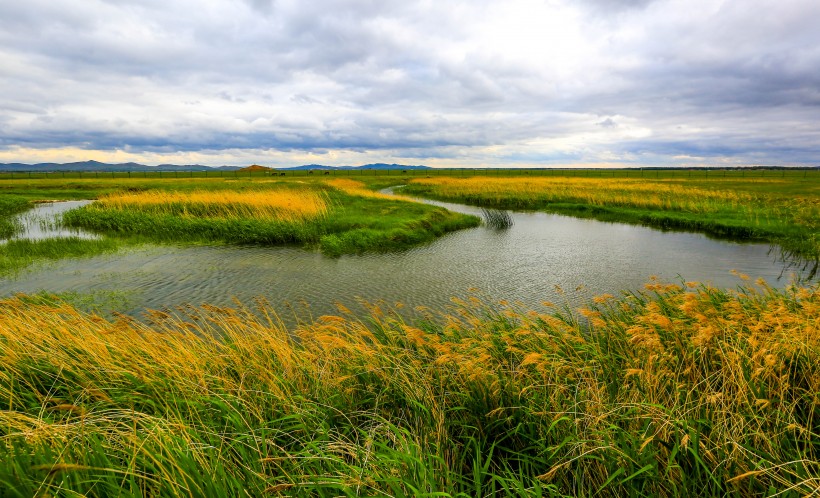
top-left (1, 279), bottom-right (818, 496)
top-left (0, 176), bottom-right (479, 274)
top-left (1, 169), bottom-right (818, 496)
top-left (2, 170), bottom-right (817, 264)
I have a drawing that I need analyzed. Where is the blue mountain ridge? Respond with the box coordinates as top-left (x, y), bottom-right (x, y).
top-left (0, 161), bottom-right (431, 172)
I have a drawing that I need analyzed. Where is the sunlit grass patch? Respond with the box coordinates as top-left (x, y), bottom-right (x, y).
top-left (61, 182), bottom-right (478, 255)
top-left (96, 188), bottom-right (330, 222)
top-left (409, 176), bottom-right (753, 213)
top-left (325, 177), bottom-right (413, 201)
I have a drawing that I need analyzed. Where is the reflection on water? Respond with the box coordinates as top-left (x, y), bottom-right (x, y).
top-left (0, 193), bottom-right (812, 320)
top-left (1, 201), bottom-right (97, 242)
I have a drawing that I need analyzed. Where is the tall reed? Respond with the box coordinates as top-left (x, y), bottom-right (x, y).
top-left (481, 208), bottom-right (514, 229)
top-left (1, 279), bottom-right (817, 496)
top-left (95, 188), bottom-right (329, 222)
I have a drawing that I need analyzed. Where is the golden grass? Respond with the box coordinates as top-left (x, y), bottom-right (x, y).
top-left (325, 178), bottom-right (414, 201)
top-left (95, 188), bottom-right (329, 222)
top-left (410, 177), bottom-right (752, 214)
top-left (1, 280), bottom-right (818, 495)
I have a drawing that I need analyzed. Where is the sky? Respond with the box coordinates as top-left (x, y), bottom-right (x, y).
top-left (1, 0), bottom-right (819, 168)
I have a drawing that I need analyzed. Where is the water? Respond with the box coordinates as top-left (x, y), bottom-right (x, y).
top-left (0, 196), bottom-right (811, 319)
top-left (2, 200), bottom-right (97, 241)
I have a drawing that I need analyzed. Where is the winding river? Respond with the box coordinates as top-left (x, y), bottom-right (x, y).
top-left (0, 193), bottom-right (811, 320)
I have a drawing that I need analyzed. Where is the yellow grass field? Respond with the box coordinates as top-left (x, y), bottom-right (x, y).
top-left (409, 177), bottom-right (751, 213)
top-left (95, 188), bottom-right (329, 222)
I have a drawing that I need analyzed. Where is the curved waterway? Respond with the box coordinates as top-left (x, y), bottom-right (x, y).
top-left (0, 193), bottom-right (811, 320)
top-left (2, 200), bottom-right (96, 241)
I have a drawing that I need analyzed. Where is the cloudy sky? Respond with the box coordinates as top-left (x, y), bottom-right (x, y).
top-left (1, 0), bottom-right (818, 167)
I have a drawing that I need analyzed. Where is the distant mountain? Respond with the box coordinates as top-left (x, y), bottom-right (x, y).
top-left (280, 163), bottom-right (430, 171)
top-left (0, 160), bottom-right (240, 172)
top-left (0, 161), bottom-right (431, 172)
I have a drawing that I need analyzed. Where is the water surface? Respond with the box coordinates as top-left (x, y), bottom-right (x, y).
top-left (2, 200), bottom-right (96, 241)
top-left (0, 196), bottom-right (809, 319)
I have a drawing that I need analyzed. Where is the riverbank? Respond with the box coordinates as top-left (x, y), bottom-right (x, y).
top-left (399, 176), bottom-right (820, 261)
top-left (0, 177), bottom-right (479, 274)
top-left (1, 280), bottom-right (817, 496)
top-left (0, 197), bottom-right (29, 239)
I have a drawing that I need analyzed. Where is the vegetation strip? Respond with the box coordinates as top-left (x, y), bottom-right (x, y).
top-left (1, 280), bottom-right (817, 496)
top-left (0, 177), bottom-right (479, 274)
top-left (0, 197), bottom-right (30, 239)
top-left (59, 179), bottom-right (478, 256)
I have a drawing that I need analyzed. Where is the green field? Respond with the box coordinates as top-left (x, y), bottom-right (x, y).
top-left (1, 169), bottom-right (819, 496)
top-left (0, 175), bottom-right (479, 274)
top-left (2, 169), bottom-right (818, 275)
top-left (2, 169), bottom-right (817, 264)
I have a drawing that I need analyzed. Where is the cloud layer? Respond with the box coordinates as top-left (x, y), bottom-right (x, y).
top-left (1, 0), bottom-right (818, 166)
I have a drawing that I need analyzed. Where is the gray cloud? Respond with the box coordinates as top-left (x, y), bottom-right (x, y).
top-left (0, 0), bottom-right (819, 166)
top-left (577, 0), bottom-right (657, 14)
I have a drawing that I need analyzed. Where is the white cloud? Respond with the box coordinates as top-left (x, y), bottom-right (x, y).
top-left (0, 0), bottom-right (818, 166)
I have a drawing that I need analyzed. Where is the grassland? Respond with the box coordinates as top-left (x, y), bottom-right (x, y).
top-left (0, 197), bottom-right (29, 239)
top-left (0, 177), bottom-right (479, 273)
top-left (1, 169), bottom-right (819, 496)
top-left (400, 175), bottom-right (820, 260)
top-left (2, 170), bottom-right (816, 260)
top-left (93, 188), bottom-right (331, 222)
top-left (62, 180), bottom-right (477, 256)
top-left (1, 279), bottom-right (818, 497)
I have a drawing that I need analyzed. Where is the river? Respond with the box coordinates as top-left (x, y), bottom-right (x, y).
top-left (0, 194), bottom-right (811, 319)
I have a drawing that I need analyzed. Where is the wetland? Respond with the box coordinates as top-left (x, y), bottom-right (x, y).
top-left (1, 169), bottom-right (818, 497)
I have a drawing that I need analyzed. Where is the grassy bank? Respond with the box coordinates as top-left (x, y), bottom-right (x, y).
top-left (1, 280), bottom-right (818, 497)
top-left (0, 177), bottom-right (477, 274)
top-left (48, 179), bottom-right (479, 256)
top-left (400, 176), bottom-right (820, 260)
top-left (0, 196), bottom-right (121, 275)
top-left (0, 237), bottom-right (121, 276)
top-left (0, 197), bottom-right (30, 239)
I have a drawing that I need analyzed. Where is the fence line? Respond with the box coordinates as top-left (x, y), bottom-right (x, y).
top-left (0, 168), bottom-right (816, 181)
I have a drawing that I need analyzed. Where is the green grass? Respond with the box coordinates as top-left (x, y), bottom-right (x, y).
top-left (1, 170), bottom-right (819, 496)
top-left (0, 237), bottom-right (121, 276)
top-left (1, 170), bottom-right (817, 271)
top-left (0, 197), bottom-right (30, 239)
top-left (60, 184), bottom-right (478, 256)
top-left (0, 280), bottom-right (817, 496)
top-left (0, 177), bottom-right (479, 266)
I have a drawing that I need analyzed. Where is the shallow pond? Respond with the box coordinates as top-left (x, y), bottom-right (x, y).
top-left (0, 194), bottom-right (811, 320)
